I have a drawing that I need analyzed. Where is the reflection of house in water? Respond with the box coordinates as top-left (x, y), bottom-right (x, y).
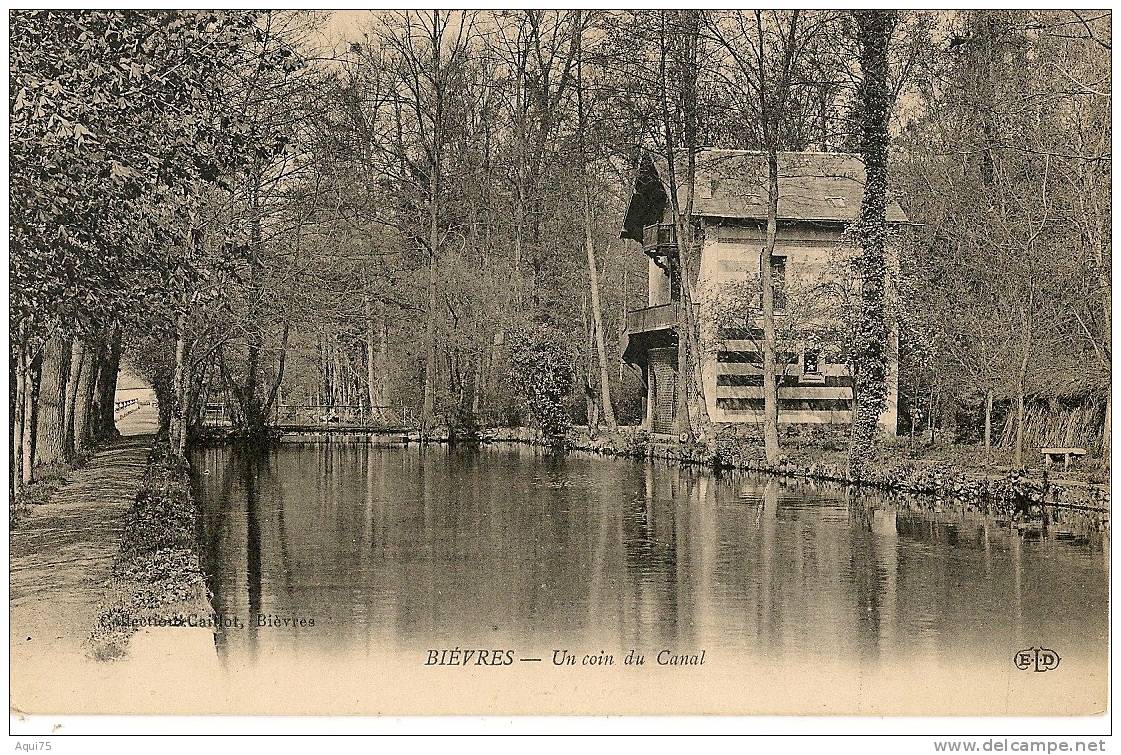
top-left (620, 150), bottom-right (908, 434)
top-left (620, 465), bottom-right (686, 647)
top-left (190, 443), bottom-right (1107, 691)
top-left (895, 512), bottom-right (966, 548)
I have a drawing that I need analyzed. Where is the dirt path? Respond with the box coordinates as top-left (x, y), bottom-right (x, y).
top-left (9, 408), bottom-right (165, 713)
top-left (11, 412), bottom-right (155, 651)
top-left (11, 406), bottom-right (225, 717)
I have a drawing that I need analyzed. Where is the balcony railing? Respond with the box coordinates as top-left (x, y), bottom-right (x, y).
top-left (642, 223), bottom-right (677, 255)
top-left (626, 302), bottom-right (678, 336)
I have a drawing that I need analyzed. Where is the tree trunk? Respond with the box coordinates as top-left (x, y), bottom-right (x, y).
top-left (63, 338), bottom-right (86, 461)
top-left (581, 297), bottom-right (599, 434)
top-left (35, 334), bottom-right (71, 470)
top-left (472, 351), bottom-right (484, 418)
top-left (1014, 378), bottom-right (1026, 468)
top-left (263, 321), bottom-right (290, 422)
top-left (186, 360), bottom-right (209, 437)
top-left (92, 324), bottom-right (122, 441)
top-left (1103, 393), bottom-right (1111, 462)
top-left (22, 348), bottom-right (43, 486)
top-left (9, 346), bottom-right (17, 489)
top-left (1013, 300), bottom-right (1033, 468)
top-left (1099, 245), bottom-right (1111, 461)
top-left (660, 10), bottom-right (712, 443)
top-left (377, 304), bottom-right (390, 421)
top-left (575, 35), bottom-right (616, 431)
top-left (983, 387), bottom-right (993, 455)
top-left (12, 346), bottom-right (27, 497)
top-left (156, 383), bottom-right (173, 441)
top-left (847, 9), bottom-right (897, 477)
top-left (243, 328), bottom-right (263, 433)
top-left (421, 182), bottom-right (440, 435)
top-left (72, 346), bottom-right (98, 453)
top-left (761, 150), bottom-right (782, 463)
top-left (364, 294), bottom-right (379, 419)
top-left (170, 314), bottom-right (188, 455)
top-left (583, 183), bottom-right (617, 431)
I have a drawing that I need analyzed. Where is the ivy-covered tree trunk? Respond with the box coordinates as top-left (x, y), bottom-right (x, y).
top-left (661, 10), bottom-right (712, 444)
top-left (848, 10), bottom-right (897, 477)
top-left (509, 325), bottom-right (575, 440)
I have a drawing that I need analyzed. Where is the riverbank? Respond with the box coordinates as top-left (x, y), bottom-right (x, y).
top-left (194, 419), bottom-right (1110, 510)
top-left (479, 425), bottom-right (1110, 512)
top-left (87, 444), bottom-right (213, 660)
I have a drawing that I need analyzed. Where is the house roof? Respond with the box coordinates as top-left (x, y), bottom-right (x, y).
top-left (620, 149), bottom-right (909, 241)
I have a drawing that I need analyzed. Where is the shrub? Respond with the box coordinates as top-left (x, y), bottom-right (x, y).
top-left (507, 324), bottom-right (575, 438)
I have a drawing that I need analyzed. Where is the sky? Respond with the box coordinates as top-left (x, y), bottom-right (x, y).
top-left (313, 9), bottom-right (375, 48)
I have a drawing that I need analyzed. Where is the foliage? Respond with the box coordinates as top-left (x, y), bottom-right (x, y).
top-left (706, 259), bottom-right (852, 374)
top-left (9, 10), bottom-right (1111, 473)
top-left (846, 10), bottom-right (898, 474)
top-left (88, 447), bottom-right (205, 660)
top-left (894, 9), bottom-right (1110, 456)
top-left (507, 325), bottom-right (576, 438)
top-left (10, 10), bottom-right (265, 341)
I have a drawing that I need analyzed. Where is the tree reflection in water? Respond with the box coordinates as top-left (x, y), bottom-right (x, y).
top-left (190, 442), bottom-right (1108, 683)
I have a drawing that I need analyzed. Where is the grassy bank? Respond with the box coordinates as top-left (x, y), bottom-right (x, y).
top-left (88, 445), bottom-right (211, 661)
top-left (482, 425), bottom-right (1110, 512)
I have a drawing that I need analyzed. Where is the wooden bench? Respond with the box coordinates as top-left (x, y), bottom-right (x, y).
top-left (1041, 447), bottom-right (1087, 471)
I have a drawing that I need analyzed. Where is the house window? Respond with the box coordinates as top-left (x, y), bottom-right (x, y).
top-left (772, 256), bottom-right (787, 311)
top-left (803, 348), bottom-right (820, 375)
top-left (801, 348), bottom-right (826, 385)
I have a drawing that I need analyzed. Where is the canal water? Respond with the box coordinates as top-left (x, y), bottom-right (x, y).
top-left (190, 441), bottom-right (1109, 715)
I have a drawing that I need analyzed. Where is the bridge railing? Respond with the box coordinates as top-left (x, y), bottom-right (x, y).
top-left (114, 398), bottom-right (140, 418)
top-left (203, 403), bottom-right (231, 427)
top-left (274, 404), bottom-right (401, 428)
top-left (201, 403), bottom-right (406, 429)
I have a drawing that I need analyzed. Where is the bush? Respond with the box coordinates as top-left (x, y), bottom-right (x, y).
top-left (507, 324), bottom-right (575, 438)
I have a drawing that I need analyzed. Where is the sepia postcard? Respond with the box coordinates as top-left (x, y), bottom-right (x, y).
top-left (8, 7), bottom-right (1111, 735)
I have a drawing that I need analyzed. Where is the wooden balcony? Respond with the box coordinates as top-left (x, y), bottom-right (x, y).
top-left (626, 302), bottom-right (678, 336)
top-left (642, 223), bottom-right (677, 256)
top-left (623, 302), bottom-right (678, 365)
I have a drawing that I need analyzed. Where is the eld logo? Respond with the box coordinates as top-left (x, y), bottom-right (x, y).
top-left (1014, 646), bottom-right (1061, 673)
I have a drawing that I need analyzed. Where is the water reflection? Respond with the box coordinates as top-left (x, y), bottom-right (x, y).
top-left (192, 442), bottom-right (1109, 677)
